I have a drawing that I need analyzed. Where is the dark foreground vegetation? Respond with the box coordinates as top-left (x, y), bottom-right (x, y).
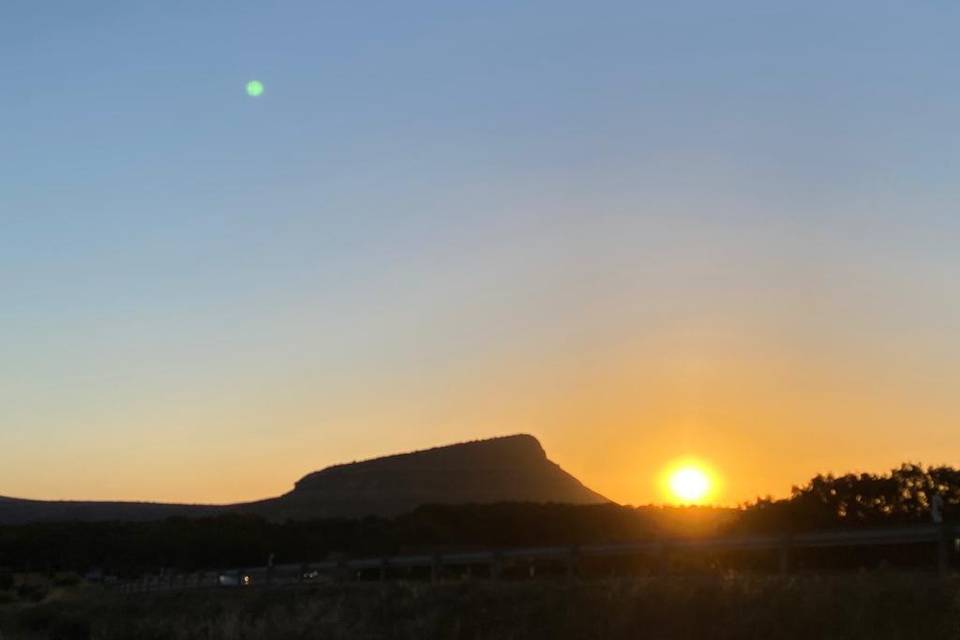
top-left (0, 505), bottom-right (731, 577)
top-left (0, 465), bottom-right (958, 639)
top-left (1, 575), bottom-right (958, 640)
top-left (1, 463), bottom-right (957, 577)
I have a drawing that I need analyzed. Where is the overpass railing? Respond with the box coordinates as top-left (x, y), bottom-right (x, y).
top-left (116, 523), bottom-right (958, 593)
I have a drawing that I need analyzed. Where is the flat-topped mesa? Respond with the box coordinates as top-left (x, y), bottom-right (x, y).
top-left (0, 434), bottom-right (610, 524)
top-left (294, 434), bottom-right (549, 489)
top-left (271, 434), bottom-right (609, 519)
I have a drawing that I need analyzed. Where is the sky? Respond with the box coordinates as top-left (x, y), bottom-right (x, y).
top-left (3, 1), bottom-right (960, 507)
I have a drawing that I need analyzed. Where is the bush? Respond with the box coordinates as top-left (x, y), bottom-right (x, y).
top-left (10, 606), bottom-right (91, 640)
top-left (49, 615), bottom-right (92, 640)
top-left (53, 573), bottom-right (82, 588)
top-left (14, 603), bottom-right (59, 631)
top-left (16, 582), bottom-right (49, 603)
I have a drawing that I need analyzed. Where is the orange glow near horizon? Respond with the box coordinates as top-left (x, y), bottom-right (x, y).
top-left (7, 0), bottom-right (960, 518)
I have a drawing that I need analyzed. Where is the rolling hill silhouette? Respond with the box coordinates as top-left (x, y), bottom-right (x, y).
top-left (0, 435), bottom-right (609, 524)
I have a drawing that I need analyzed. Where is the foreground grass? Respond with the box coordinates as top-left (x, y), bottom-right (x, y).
top-left (2, 574), bottom-right (959, 639)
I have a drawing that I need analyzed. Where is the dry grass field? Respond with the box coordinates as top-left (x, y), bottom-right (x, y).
top-left (1, 574), bottom-right (959, 640)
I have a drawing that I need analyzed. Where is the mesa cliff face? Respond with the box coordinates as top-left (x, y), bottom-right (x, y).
top-left (0, 434), bottom-right (610, 524)
top-left (251, 434), bottom-right (609, 519)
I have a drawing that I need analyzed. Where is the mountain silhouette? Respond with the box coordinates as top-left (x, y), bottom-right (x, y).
top-left (0, 435), bottom-right (609, 524)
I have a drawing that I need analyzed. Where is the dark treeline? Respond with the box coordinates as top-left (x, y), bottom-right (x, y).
top-left (1, 464), bottom-right (956, 576)
top-left (0, 504), bottom-right (728, 576)
top-left (735, 463), bottom-right (959, 533)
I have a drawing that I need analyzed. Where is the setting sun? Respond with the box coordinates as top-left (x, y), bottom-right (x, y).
top-left (664, 462), bottom-right (715, 504)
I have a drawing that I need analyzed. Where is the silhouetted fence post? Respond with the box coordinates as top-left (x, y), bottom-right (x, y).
top-left (566, 546), bottom-right (579, 581)
top-left (937, 524), bottom-right (949, 578)
top-left (491, 552), bottom-right (503, 581)
top-left (779, 535), bottom-right (792, 575)
top-left (656, 541), bottom-right (669, 576)
top-left (266, 552), bottom-right (275, 586)
top-left (430, 554), bottom-right (442, 583)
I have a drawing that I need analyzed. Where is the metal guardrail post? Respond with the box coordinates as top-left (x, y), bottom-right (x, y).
top-left (430, 554), bottom-right (442, 583)
top-left (779, 535), bottom-right (792, 575)
top-left (656, 541), bottom-right (669, 576)
top-left (566, 545), bottom-right (579, 581)
top-left (937, 524), bottom-right (949, 578)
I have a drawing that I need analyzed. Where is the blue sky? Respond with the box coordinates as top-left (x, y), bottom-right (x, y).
top-left (3, 2), bottom-right (960, 504)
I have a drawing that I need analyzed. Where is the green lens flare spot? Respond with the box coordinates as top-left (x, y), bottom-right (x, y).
top-left (246, 80), bottom-right (264, 97)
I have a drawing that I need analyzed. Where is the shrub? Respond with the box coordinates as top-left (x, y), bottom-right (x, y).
top-left (14, 603), bottom-right (59, 631)
top-left (16, 583), bottom-right (49, 603)
top-left (53, 573), bottom-right (82, 588)
top-left (49, 615), bottom-right (92, 640)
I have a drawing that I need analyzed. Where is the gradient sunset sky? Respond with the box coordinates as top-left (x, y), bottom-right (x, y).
top-left (4, 2), bottom-right (959, 506)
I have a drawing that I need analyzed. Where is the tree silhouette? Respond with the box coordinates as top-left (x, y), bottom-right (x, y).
top-left (736, 463), bottom-right (959, 532)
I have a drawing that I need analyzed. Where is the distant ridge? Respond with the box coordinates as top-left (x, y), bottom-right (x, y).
top-left (0, 434), bottom-right (610, 525)
top-left (0, 496), bottom-right (226, 525)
